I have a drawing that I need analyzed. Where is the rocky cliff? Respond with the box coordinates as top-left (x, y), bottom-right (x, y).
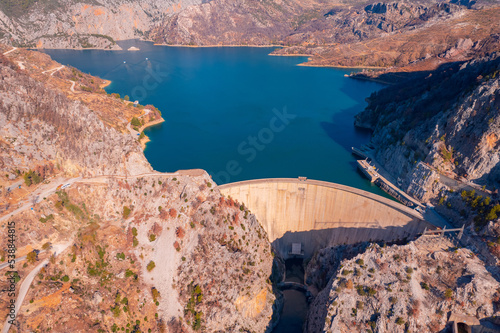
top-left (307, 236), bottom-right (500, 332)
top-left (355, 52), bottom-right (500, 192)
top-left (354, 51), bottom-right (500, 263)
top-left (0, 0), bottom-right (202, 49)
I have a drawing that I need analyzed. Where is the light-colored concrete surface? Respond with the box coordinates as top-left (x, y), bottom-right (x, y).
top-left (219, 178), bottom-right (434, 258)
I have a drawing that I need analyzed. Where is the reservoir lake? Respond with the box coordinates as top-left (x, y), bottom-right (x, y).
top-left (44, 40), bottom-right (386, 195)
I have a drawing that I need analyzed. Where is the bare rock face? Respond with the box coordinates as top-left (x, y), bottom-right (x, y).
top-left (0, 0), bottom-right (203, 48)
top-left (356, 52), bottom-right (500, 189)
top-left (307, 236), bottom-right (500, 333)
top-left (151, 0), bottom-right (312, 46)
top-left (0, 62), bottom-right (151, 176)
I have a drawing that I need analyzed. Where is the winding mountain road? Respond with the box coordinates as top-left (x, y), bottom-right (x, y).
top-left (1, 241), bottom-right (72, 333)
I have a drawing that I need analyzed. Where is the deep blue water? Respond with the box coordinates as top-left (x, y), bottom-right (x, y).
top-left (43, 40), bottom-right (386, 195)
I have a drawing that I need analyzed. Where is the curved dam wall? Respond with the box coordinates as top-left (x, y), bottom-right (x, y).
top-left (218, 178), bottom-right (434, 259)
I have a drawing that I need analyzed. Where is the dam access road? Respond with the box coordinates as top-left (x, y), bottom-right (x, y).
top-left (218, 178), bottom-right (436, 258)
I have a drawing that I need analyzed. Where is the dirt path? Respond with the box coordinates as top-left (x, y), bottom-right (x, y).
top-left (41, 65), bottom-right (65, 75)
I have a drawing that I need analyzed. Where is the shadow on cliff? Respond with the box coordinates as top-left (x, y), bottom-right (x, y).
top-left (319, 58), bottom-right (490, 155)
top-left (269, 223), bottom-right (425, 261)
top-left (266, 222), bottom-right (430, 332)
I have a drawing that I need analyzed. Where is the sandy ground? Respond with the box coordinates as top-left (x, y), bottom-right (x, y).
top-left (139, 226), bottom-right (183, 320)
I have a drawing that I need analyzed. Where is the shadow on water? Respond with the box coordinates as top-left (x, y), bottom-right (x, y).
top-left (320, 104), bottom-right (373, 153)
top-left (320, 73), bottom-right (385, 154)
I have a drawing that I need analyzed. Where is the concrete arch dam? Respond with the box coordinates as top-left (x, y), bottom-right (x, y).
top-left (218, 178), bottom-right (434, 259)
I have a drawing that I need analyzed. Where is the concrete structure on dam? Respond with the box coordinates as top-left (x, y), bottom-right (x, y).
top-left (218, 178), bottom-right (435, 258)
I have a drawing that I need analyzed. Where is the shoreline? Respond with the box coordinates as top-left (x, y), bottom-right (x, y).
top-left (155, 43), bottom-right (283, 48)
top-left (138, 117), bottom-right (165, 150)
top-left (297, 62), bottom-right (387, 69)
top-left (100, 79), bottom-right (112, 89)
top-left (348, 74), bottom-right (393, 85)
top-left (268, 53), bottom-right (312, 57)
top-left (269, 52), bottom-right (388, 70)
top-left (32, 45), bottom-right (123, 51)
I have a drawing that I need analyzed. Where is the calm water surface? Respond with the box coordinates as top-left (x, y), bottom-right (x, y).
top-left (44, 40), bottom-right (386, 195)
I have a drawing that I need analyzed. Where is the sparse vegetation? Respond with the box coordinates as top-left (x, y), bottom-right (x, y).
top-left (39, 214), bottom-right (54, 223)
top-left (123, 206), bottom-right (131, 219)
top-left (147, 261), bottom-right (156, 272)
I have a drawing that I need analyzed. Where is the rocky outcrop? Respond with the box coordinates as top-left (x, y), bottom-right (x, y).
top-left (356, 52), bottom-right (500, 188)
top-left (307, 236), bottom-right (500, 332)
top-left (0, 0), bottom-right (203, 48)
top-left (0, 61), bottom-right (151, 176)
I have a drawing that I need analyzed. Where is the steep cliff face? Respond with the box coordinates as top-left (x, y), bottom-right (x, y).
top-left (150, 0), bottom-right (323, 46)
top-left (0, 59), bottom-right (151, 177)
top-left (0, 0), bottom-right (202, 48)
top-left (307, 236), bottom-right (500, 332)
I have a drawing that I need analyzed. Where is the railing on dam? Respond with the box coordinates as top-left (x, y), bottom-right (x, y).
top-left (218, 178), bottom-right (435, 258)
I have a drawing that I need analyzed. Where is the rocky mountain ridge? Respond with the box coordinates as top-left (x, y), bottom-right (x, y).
top-left (0, 0), bottom-right (203, 49)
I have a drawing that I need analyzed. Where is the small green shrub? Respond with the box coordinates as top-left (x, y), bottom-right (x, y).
top-left (123, 206), bottom-right (131, 219)
top-left (147, 261), bottom-right (156, 272)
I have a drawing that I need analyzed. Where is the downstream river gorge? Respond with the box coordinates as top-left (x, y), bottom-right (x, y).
top-left (44, 40), bottom-right (385, 194)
